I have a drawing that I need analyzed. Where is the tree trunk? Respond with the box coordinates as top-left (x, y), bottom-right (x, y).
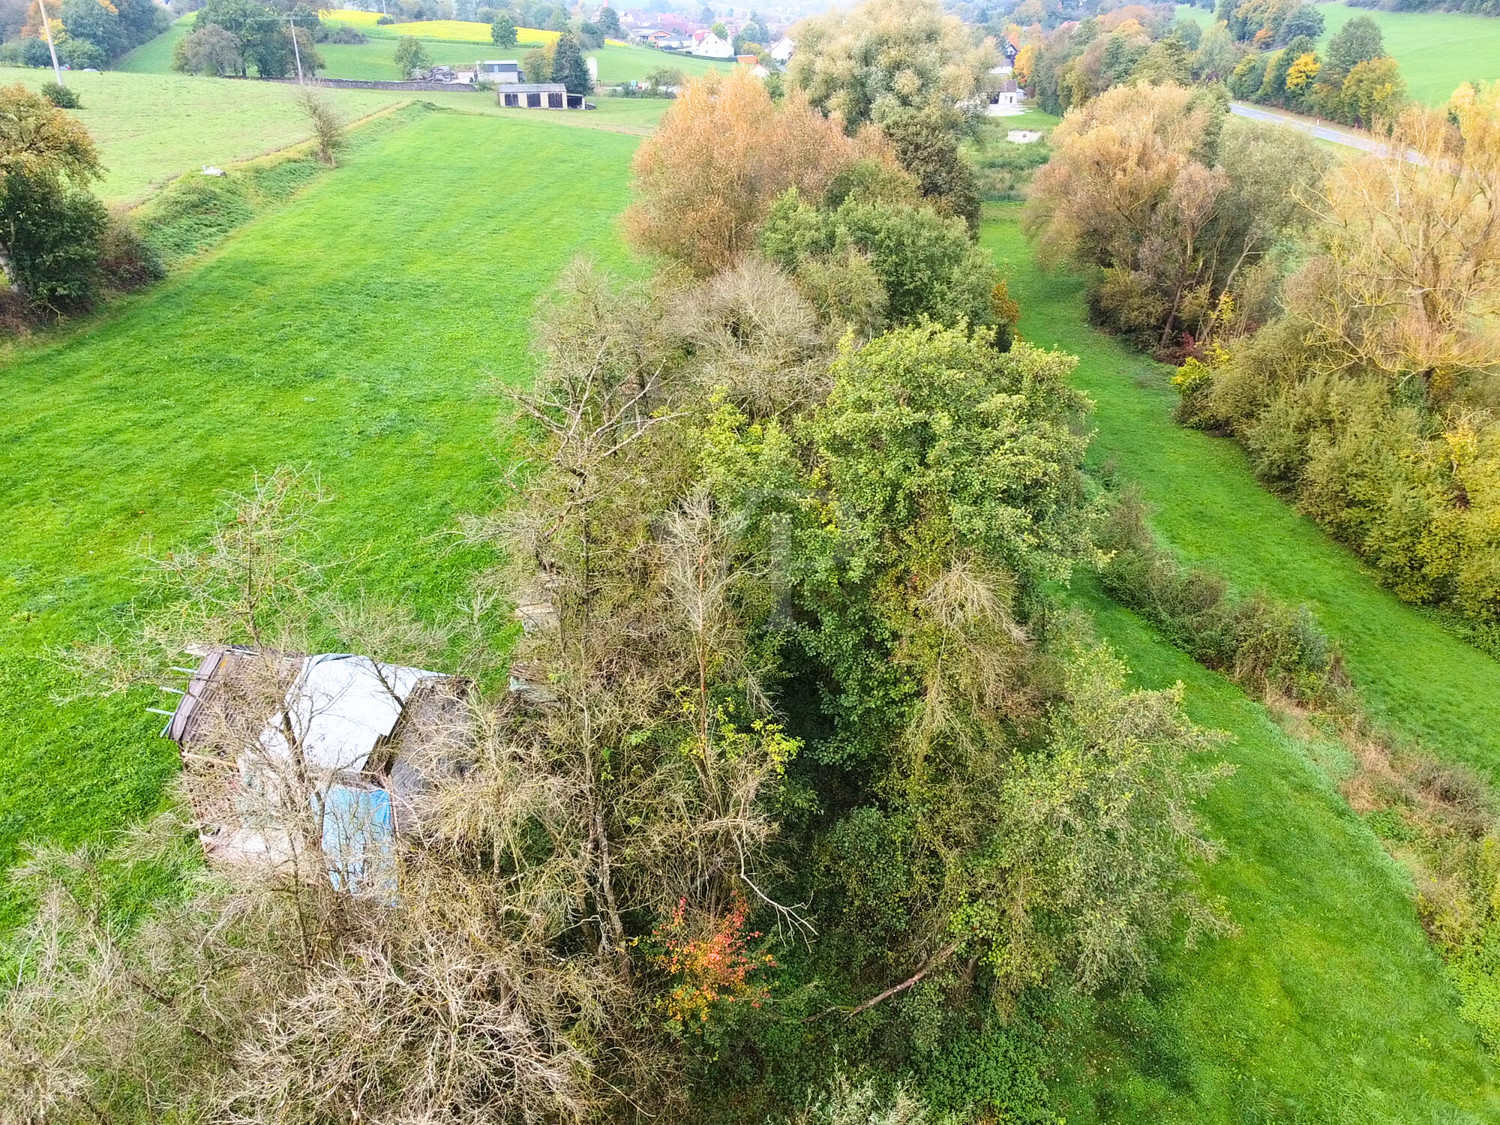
top-left (0, 241), bottom-right (27, 299)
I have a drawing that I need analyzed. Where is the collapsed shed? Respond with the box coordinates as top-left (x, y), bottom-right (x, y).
top-left (161, 646), bottom-right (467, 895)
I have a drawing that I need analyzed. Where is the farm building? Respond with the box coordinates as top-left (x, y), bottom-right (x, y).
top-left (495, 82), bottom-right (591, 109)
top-left (986, 77), bottom-right (1025, 116)
top-left (162, 646), bottom-right (468, 894)
top-left (476, 59), bottom-right (523, 83)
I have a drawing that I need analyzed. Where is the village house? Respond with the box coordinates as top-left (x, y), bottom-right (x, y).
top-left (690, 29), bottom-right (735, 58)
top-left (769, 35), bottom-right (795, 64)
top-left (476, 58), bottom-right (522, 83)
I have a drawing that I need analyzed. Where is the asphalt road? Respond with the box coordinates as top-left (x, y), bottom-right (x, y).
top-left (1229, 101), bottom-right (1387, 154)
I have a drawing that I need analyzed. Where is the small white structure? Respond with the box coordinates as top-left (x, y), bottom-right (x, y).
top-left (769, 35), bottom-right (795, 64)
top-left (986, 78), bottom-right (1025, 117)
top-left (476, 59), bottom-right (522, 83)
top-left (1007, 129), bottom-right (1043, 143)
top-left (691, 30), bottom-right (734, 58)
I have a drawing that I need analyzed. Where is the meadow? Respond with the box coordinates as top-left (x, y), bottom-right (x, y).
top-left (5, 67), bottom-right (410, 202)
top-left (0, 107), bottom-right (640, 927)
top-left (1312, 1), bottom-right (1500, 104)
top-left (1177, 2), bottom-right (1500, 105)
top-left (984, 202), bottom-right (1500, 1121)
top-left (116, 12), bottom-right (725, 86)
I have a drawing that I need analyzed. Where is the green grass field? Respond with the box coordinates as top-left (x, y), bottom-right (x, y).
top-left (3, 67), bottom-right (663, 202)
top-left (986, 202), bottom-right (1500, 788)
top-left (114, 14), bottom-right (725, 86)
top-left (1175, 1), bottom-right (1500, 105)
top-left (4, 67), bottom-right (412, 202)
top-left (0, 107), bottom-right (640, 926)
top-left (1314, 2), bottom-right (1500, 105)
top-left (982, 202), bottom-right (1500, 1120)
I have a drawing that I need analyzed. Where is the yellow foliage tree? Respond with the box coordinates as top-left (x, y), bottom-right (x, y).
top-left (625, 69), bottom-right (866, 276)
top-left (1285, 51), bottom-right (1319, 93)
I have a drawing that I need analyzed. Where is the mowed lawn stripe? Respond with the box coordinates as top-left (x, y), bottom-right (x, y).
top-left (0, 110), bottom-right (639, 917)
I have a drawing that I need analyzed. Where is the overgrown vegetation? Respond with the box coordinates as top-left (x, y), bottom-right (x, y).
top-left (1179, 89), bottom-right (1500, 647)
top-left (0, 83), bottom-right (158, 322)
top-left (1026, 81), bottom-right (1326, 356)
top-left (1, 28), bottom-right (1240, 1120)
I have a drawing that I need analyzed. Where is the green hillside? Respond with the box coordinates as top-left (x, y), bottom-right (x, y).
top-left (0, 107), bottom-right (640, 926)
top-left (116, 13), bottom-right (726, 85)
top-left (983, 200), bottom-right (1500, 1118)
top-left (1314, 1), bottom-right (1500, 105)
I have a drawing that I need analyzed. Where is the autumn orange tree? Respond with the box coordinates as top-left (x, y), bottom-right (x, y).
top-left (626, 69), bottom-right (864, 276)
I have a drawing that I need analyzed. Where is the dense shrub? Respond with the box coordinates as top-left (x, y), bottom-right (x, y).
top-left (41, 81), bottom-right (81, 109)
top-left (1097, 491), bottom-right (1346, 704)
top-left (97, 209), bottom-right (165, 290)
top-left (0, 172), bottom-right (106, 311)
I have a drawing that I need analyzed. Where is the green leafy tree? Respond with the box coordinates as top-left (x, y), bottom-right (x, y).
top-left (172, 23), bottom-right (245, 76)
top-left (393, 34), bottom-right (431, 74)
top-left (760, 188), bottom-right (999, 334)
top-left (521, 45), bottom-right (550, 82)
top-left (0, 84), bottom-right (109, 309)
top-left (785, 0), bottom-right (998, 130)
top-left (550, 31), bottom-right (590, 94)
top-left (595, 5), bottom-right (622, 37)
top-left (490, 10), bottom-right (517, 45)
top-left (1325, 14), bottom-right (1384, 78)
top-left (876, 107), bottom-right (981, 233)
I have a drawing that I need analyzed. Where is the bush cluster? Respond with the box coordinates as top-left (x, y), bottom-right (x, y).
top-left (1097, 492), bottom-right (1346, 705)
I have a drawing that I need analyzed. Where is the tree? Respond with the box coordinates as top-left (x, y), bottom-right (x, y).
top-left (550, 31), bottom-right (590, 94)
top-left (490, 9), bottom-right (516, 45)
top-left (0, 82), bottom-right (103, 304)
top-left (626, 70), bottom-right (863, 275)
top-left (195, 0), bottom-right (311, 78)
top-left (877, 106), bottom-right (981, 232)
top-left (595, 4), bottom-right (621, 38)
top-left (1278, 1), bottom-right (1323, 44)
top-left (295, 86), bottom-right (345, 165)
top-left (1027, 83), bottom-right (1326, 350)
top-left (172, 23), bottom-right (244, 75)
top-left (760, 187), bottom-right (1000, 334)
top-left (393, 34), bottom-right (430, 75)
top-left (1325, 14), bottom-right (1383, 78)
top-left (1341, 54), bottom-right (1404, 126)
top-left (520, 44), bottom-right (549, 82)
top-left (784, 0), bottom-right (998, 130)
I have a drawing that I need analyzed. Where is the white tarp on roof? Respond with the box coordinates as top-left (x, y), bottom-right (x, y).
top-left (258, 654), bottom-right (440, 774)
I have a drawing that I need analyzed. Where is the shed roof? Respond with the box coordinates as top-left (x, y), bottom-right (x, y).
top-left (502, 82), bottom-right (569, 93)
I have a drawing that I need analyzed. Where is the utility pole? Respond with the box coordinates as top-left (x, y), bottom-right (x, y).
top-left (36, 0), bottom-right (64, 86)
top-left (288, 13), bottom-right (305, 84)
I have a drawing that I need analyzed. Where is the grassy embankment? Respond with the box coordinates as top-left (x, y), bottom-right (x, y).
top-left (0, 108), bottom-right (640, 927)
top-left (983, 201), bottom-right (1500, 1121)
